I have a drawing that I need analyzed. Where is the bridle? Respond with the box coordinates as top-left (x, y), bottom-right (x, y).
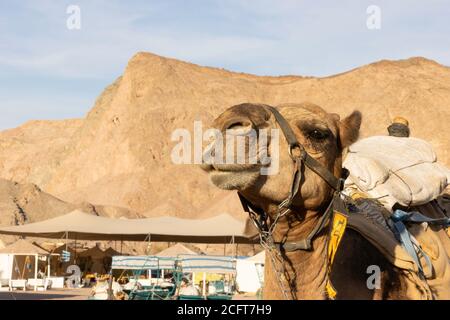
top-left (239, 105), bottom-right (346, 250)
top-left (237, 105), bottom-right (348, 299)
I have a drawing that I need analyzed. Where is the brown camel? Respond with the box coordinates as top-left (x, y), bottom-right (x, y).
top-left (200, 102), bottom-right (411, 300)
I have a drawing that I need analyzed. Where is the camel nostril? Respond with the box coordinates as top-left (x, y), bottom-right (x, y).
top-left (225, 119), bottom-right (253, 132)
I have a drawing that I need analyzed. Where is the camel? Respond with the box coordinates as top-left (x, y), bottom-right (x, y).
top-left (200, 102), bottom-right (412, 300)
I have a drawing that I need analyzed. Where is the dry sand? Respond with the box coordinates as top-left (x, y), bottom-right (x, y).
top-left (0, 288), bottom-right (256, 300)
top-left (0, 288), bottom-right (92, 300)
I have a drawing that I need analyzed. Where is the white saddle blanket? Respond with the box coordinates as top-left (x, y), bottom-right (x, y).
top-left (343, 136), bottom-right (450, 210)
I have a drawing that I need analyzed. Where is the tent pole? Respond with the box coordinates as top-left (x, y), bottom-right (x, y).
top-left (9, 254), bottom-right (14, 291)
top-left (74, 236), bottom-right (77, 264)
top-left (34, 254), bottom-right (38, 291)
top-left (202, 272), bottom-right (206, 298)
top-left (232, 236), bottom-right (236, 257)
top-left (21, 256), bottom-right (28, 279)
top-left (47, 255), bottom-right (50, 278)
top-left (148, 234), bottom-right (151, 255)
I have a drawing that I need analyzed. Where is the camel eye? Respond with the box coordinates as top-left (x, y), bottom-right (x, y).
top-left (308, 128), bottom-right (329, 140)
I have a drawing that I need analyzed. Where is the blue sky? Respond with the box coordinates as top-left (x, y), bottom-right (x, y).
top-left (0, 0), bottom-right (449, 129)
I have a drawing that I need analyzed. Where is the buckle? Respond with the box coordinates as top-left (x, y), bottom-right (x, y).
top-left (391, 209), bottom-right (409, 223)
top-left (279, 198), bottom-right (291, 209)
top-left (338, 178), bottom-right (345, 191)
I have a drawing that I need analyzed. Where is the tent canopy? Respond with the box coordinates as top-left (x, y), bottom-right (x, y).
top-left (179, 254), bottom-right (236, 274)
top-left (0, 239), bottom-right (55, 256)
top-left (111, 256), bottom-right (176, 270)
top-left (156, 243), bottom-right (197, 257)
top-left (0, 210), bottom-right (257, 244)
top-left (112, 254), bottom-right (237, 274)
top-left (78, 244), bottom-right (106, 259)
top-left (104, 247), bottom-right (123, 257)
top-left (246, 251), bottom-right (265, 264)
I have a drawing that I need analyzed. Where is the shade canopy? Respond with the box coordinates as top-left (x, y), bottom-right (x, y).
top-left (156, 243), bottom-right (197, 257)
top-left (0, 239), bottom-right (52, 256)
top-left (0, 210), bottom-right (257, 244)
top-left (112, 254), bottom-right (237, 274)
top-left (78, 245), bottom-right (107, 259)
top-left (179, 255), bottom-right (236, 274)
top-left (111, 256), bottom-right (177, 270)
top-left (104, 247), bottom-right (123, 257)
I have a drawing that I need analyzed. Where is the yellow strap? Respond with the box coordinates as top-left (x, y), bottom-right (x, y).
top-left (326, 210), bottom-right (348, 299)
top-left (349, 190), bottom-right (369, 201)
top-left (326, 281), bottom-right (338, 299)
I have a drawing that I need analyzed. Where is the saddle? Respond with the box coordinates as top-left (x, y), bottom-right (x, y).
top-left (345, 193), bottom-right (450, 300)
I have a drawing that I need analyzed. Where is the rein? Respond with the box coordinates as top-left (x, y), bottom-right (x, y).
top-left (238, 105), bottom-right (348, 299)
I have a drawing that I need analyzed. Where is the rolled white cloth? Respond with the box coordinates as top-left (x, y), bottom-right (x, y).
top-left (343, 136), bottom-right (450, 210)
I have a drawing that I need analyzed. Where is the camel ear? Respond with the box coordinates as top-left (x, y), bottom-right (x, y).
top-left (339, 111), bottom-right (362, 148)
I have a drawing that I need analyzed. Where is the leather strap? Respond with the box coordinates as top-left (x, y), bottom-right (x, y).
top-left (240, 191), bottom-right (344, 251)
top-left (391, 210), bottom-right (450, 226)
top-left (276, 192), bottom-right (340, 252)
top-left (265, 105), bottom-right (343, 192)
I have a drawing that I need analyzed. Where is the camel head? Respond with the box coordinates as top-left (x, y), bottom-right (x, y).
top-left (200, 102), bottom-right (361, 214)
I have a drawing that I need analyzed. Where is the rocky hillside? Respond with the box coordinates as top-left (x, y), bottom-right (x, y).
top-left (0, 177), bottom-right (141, 231)
top-left (0, 53), bottom-right (449, 219)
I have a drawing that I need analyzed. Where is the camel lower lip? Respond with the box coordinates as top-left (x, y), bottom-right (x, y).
top-left (211, 166), bottom-right (260, 173)
top-left (200, 163), bottom-right (263, 174)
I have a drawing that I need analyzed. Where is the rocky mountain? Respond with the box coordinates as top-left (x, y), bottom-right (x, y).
top-left (0, 177), bottom-right (144, 251)
top-left (0, 53), bottom-right (449, 221)
top-left (0, 177), bottom-right (141, 226)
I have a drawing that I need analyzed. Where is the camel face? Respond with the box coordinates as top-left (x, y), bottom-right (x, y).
top-left (200, 103), bottom-right (273, 191)
top-left (201, 102), bottom-right (361, 212)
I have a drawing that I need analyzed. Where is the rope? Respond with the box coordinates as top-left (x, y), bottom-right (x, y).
top-left (249, 205), bottom-right (294, 300)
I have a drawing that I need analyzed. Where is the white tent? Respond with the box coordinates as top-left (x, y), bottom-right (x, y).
top-left (235, 251), bottom-right (265, 294)
top-left (0, 239), bottom-right (59, 291)
top-left (247, 250), bottom-right (265, 264)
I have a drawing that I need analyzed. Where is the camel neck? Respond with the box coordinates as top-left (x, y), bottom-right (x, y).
top-left (264, 207), bottom-right (330, 300)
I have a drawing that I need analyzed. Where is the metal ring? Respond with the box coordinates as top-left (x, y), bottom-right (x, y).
top-left (288, 143), bottom-right (306, 160)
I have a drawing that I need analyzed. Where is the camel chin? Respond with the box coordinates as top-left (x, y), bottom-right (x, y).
top-left (209, 169), bottom-right (260, 191)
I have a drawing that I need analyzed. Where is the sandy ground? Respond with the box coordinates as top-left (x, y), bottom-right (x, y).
top-left (0, 288), bottom-right (257, 300)
top-left (0, 288), bottom-right (92, 300)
